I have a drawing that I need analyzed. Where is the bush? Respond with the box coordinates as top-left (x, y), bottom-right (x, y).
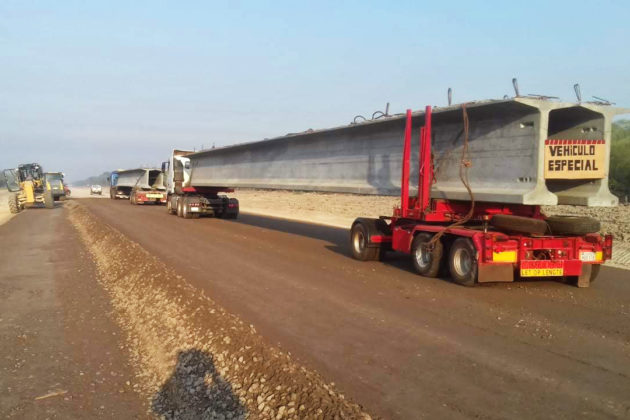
top-left (610, 120), bottom-right (630, 198)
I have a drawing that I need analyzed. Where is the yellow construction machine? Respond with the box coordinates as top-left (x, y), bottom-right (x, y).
top-left (3, 163), bottom-right (55, 214)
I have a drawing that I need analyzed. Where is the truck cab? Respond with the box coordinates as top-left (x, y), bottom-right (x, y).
top-left (163, 149), bottom-right (239, 219)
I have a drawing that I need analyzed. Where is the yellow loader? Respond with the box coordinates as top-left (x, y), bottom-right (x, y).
top-left (3, 163), bottom-right (55, 214)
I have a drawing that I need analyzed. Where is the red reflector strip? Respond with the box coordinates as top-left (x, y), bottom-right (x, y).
top-left (544, 139), bottom-right (605, 145)
top-left (370, 235), bottom-right (392, 243)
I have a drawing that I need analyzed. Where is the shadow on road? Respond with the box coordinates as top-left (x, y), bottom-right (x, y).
top-left (151, 349), bottom-right (246, 419)
top-left (231, 213), bottom-right (349, 248)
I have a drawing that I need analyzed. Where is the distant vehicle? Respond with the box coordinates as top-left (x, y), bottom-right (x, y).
top-left (90, 185), bottom-right (102, 195)
top-left (45, 172), bottom-right (67, 201)
top-left (107, 169), bottom-right (166, 204)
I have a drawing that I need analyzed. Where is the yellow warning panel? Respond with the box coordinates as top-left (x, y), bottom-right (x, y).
top-left (544, 139), bottom-right (606, 179)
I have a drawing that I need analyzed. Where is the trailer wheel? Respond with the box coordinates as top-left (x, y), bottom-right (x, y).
top-left (350, 222), bottom-right (380, 261)
top-left (8, 193), bottom-right (20, 214)
top-left (490, 214), bottom-right (548, 235)
top-left (545, 215), bottom-right (600, 235)
top-left (448, 238), bottom-right (478, 286)
top-left (411, 233), bottom-right (443, 278)
top-left (182, 198), bottom-right (194, 219)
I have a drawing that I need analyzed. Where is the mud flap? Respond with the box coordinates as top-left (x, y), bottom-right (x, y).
top-left (577, 263), bottom-right (591, 288)
top-left (478, 264), bottom-right (514, 283)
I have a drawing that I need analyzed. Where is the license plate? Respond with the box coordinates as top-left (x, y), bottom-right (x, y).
top-left (520, 260), bottom-right (564, 277)
top-left (580, 252), bottom-right (596, 262)
top-left (190, 207), bottom-right (200, 212)
top-left (521, 268), bottom-right (564, 277)
top-left (146, 194), bottom-right (163, 198)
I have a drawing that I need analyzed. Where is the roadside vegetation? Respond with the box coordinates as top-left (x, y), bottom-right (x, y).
top-left (610, 120), bottom-right (630, 198)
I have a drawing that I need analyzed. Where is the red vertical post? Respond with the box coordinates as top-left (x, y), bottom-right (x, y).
top-left (400, 109), bottom-right (412, 217)
top-left (419, 105), bottom-right (432, 213)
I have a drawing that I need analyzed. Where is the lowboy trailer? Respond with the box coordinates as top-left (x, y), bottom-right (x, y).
top-left (351, 105), bottom-right (612, 287)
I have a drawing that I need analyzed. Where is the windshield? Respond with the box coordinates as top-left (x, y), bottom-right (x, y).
top-left (3, 169), bottom-right (20, 192)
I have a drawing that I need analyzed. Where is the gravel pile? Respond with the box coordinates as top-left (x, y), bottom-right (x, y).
top-left (67, 201), bottom-right (372, 419)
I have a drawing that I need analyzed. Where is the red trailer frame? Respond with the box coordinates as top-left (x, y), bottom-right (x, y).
top-left (351, 106), bottom-right (612, 287)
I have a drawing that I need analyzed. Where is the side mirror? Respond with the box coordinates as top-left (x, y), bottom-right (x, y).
top-left (161, 161), bottom-right (167, 172)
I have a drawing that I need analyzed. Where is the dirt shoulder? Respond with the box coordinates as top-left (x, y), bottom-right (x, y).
top-left (0, 204), bottom-right (145, 418)
top-left (0, 190), bottom-right (16, 226)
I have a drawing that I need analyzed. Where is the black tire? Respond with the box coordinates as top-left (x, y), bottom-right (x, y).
top-left (350, 222), bottom-right (380, 261)
top-left (182, 198), bottom-right (193, 219)
top-left (546, 215), bottom-right (600, 235)
top-left (411, 233), bottom-right (443, 277)
top-left (226, 198), bottom-right (239, 219)
top-left (167, 197), bottom-right (177, 215)
top-left (448, 238), bottom-right (478, 286)
top-left (43, 189), bottom-right (54, 209)
top-left (8, 193), bottom-right (20, 214)
top-left (491, 214), bottom-right (548, 235)
top-left (176, 197), bottom-right (183, 217)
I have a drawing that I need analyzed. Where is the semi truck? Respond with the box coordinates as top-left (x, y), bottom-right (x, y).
top-left (162, 150), bottom-right (239, 219)
top-left (350, 103), bottom-right (621, 287)
top-left (109, 168), bottom-right (167, 204)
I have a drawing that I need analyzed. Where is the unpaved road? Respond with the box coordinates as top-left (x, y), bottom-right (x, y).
top-left (80, 198), bottom-right (630, 419)
top-left (0, 203), bottom-right (145, 418)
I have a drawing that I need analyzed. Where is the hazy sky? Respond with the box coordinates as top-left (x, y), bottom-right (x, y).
top-left (2, 0), bottom-right (629, 182)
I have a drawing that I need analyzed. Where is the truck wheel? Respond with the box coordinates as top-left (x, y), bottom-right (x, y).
top-left (167, 197), bottom-right (176, 215)
top-left (546, 216), bottom-right (600, 235)
top-left (43, 189), bottom-right (54, 209)
top-left (181, 199), bottom-right (193, 219)
top-left (448, 238), bottom-right (478, 286)
top-left (176, 197), bottom-right (183, 217)
top-left (350, 222), bottom-right (380, 261)
top-left (411, 233), bottom-right (443, 278)
top-left (490, 214), bottom-right (548, 235)
top-left (8, 193), bottom-right (20, 214)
